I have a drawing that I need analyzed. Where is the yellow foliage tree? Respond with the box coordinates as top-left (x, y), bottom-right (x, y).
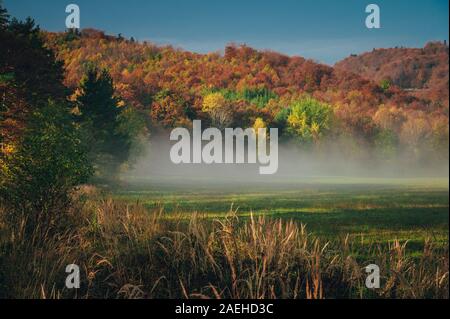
top-left (253, 117), bottom-right (267, 138)
top-left (202, 92), bottom-right (227, 113)
top-left (202, 93), bottom-right (232, 128)
top-left (286, 97), bottom-right (332, 144)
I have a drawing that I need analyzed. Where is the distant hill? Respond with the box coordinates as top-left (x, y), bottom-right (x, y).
top-left (44, 30), bottom-right (441, 118)
top-left (335, 42), bottom-right (449, 105)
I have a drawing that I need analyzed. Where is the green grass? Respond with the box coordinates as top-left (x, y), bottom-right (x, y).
top-left (113, 177), bottom-right (449, 252)
top-left (1, 177), bottom-right (448, 298)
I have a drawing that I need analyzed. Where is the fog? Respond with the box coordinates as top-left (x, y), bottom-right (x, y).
top-left (122, 132), bottom-right (449, 188)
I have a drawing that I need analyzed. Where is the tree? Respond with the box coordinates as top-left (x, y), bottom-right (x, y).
top-left (0, 102), bottom-right (92, 233)
top-left (380, 79), bottom-right (391, 91)
top-left (430, 116), bottom-right (449, 161)
top-left (76, 67), bottom-right (136, 179)
top-left (151, 89), bottom-right (191, 128)
top-left (5, 17), bottom-right (66, 105)
top-left (115, 106), bottom-right (148, 169)
top-left (400, 113), bottom-right (432, 159)
top-left (0, 1), bottom-right (9, 29)
top-left (78, 68), bottom-right (119, 126)
top-left (286, 97), bottom-right (333, 144)
top-left (202, 92), bottom-right (233, 129)
top-left (373, 105), bottom-right (406, 133)
top-left (253, 117), bottom-right (266, 130)
top-left (0, 12), bottom-right (66, 152)
top-left (1, 9), bottom-right (70, 203)
top-left (253, 117), bottom-right (267, 138)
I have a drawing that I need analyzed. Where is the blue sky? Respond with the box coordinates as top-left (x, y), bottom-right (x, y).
top-left (4, 0), bottom-right (449, 64)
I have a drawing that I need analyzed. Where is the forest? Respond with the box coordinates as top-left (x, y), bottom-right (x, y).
top-left (41, 28), bottom-right (449, 168)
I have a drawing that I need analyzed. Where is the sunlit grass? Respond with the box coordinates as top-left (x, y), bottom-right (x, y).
top-left (113, 177), bottom-right (449, 251)
top-left (1, 195), bottom-right (448, 299)
top-left (2, 177), bottom-right (445, 298)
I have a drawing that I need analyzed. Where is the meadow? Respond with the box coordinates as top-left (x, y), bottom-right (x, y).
top-left (114, 177), bottom-right (449, 252)
top-left (0, 177), bottom-right (448, 299)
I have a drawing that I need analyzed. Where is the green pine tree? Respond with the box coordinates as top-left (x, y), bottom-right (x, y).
top-left (0, 1), bottom-right (9, 29)
top-left (78, 68), bottom-right (120, 129)
top-left (76, 67), bottom-right (132, 180)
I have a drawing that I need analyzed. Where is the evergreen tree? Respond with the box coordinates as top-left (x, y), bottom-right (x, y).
top-left (76, 67), bottom-right (132, 179)
top-left (0, 1), bottom-right (9, 29)
top-left (0, 7), bottom-right (66, 149)
top-left (78, 68), bottom-right (120, 129)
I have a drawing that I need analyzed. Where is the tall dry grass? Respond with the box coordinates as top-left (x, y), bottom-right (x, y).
top-left (0, 194), bottom-right (448, 299)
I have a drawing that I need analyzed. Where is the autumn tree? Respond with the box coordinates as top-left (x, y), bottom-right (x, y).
top-left (202, 92), bottom-right (233, 129)
top-left (253, 117), bottom-right (267, 138)
top-left (373, 105), bottom-right (406, 133)
top-left (379, 79), bottom-right (391, 91)
top-left (0, 102), bottom-right (92, 234)
top-left (400, 112), bottom-right (432, 160)
top-left (430, 116), bottom-right (449, 162)
top-left (151, 89), bottom-right (192, 127)
top-left (286, 97), bottom-right (333, 145)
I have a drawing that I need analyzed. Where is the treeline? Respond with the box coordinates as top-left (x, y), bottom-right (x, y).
top-left (0, 4), bottom-right (145, 233)
top-left (42, 28), bottom-right (449, 164)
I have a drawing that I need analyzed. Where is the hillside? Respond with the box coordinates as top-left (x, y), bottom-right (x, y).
top-left (335, 42), bottom-right (449, 106)
top-left (41, 29), bottom-right (449, 161)
top-left (44, 30), bottom-right (446, 118)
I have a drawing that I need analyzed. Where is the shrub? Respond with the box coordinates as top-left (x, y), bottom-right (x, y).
top-left (0, 101), bottom-right (92, 234)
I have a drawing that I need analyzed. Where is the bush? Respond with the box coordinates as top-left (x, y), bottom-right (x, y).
top-left (0, 101), bottom-right (92, 234)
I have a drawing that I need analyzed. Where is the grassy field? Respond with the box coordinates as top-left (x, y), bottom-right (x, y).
top-left (1, 177), bottom-right (448, 298)
top-left (114, 177), bottom-right (449, 252)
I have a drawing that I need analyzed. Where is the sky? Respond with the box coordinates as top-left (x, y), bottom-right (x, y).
top-left (3, 0), bottom-right (449, 64)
